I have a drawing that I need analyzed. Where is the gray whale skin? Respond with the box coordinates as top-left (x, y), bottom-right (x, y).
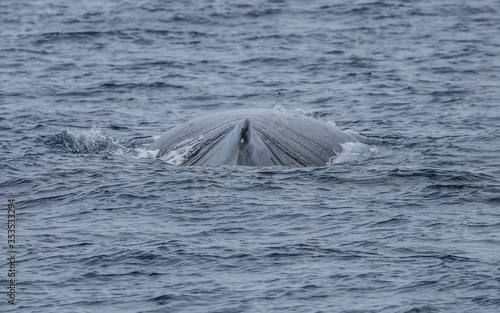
top-left (148, 109), bottom-right (356, 167)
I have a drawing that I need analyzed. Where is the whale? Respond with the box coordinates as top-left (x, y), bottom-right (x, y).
top-left (148, 109), bottom-right (357, 167)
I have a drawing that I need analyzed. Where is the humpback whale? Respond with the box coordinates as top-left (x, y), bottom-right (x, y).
top-left (148, 109), bottom-right (357, 167)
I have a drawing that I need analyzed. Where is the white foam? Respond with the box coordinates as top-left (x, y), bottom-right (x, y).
top-left (158, 135), bottom-right (205, 165)
top-left (344, 129), bottom-right (372, 142)
top-left (328, 142), bottom-right (379, 165)
top-left (47, 127), bottom-right (120, 154)
top-left (273, 104), bottom-right (314, 117)
top-left (273, 104), bottom-right (286, 112)
top-left (327, 120), bottom-right (337, 127)
top-left (69, 127), bottom-right (113, 145)
top-left (134, 148), bottom-right (159, 159)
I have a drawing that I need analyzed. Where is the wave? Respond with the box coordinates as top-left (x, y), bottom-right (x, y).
top-left (45, 127), bottom-right (120, 154)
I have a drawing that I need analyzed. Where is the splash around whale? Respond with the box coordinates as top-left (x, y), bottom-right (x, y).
top-left (148, 109), bottom-right (358, 167)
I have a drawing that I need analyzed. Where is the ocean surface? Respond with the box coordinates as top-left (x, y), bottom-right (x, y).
top-left (1, 0), bottom-right (500, 312)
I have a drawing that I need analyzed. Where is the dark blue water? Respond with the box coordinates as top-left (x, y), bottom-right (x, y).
top-left (2, 0), bottom-right (500, 312)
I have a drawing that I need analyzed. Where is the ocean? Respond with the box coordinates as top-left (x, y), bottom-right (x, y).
top-left (1, 0), bottom-right (500, 312)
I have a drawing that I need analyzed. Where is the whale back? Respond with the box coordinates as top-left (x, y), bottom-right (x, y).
top-left (148, 109), bottom-right (356, 166)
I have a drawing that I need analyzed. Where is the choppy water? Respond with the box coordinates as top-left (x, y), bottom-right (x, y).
top-left (1, 0), bottom-right (500, 312)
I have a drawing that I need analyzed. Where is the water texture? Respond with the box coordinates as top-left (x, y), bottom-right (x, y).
top-left (1, 0), bottom-right (500, 312)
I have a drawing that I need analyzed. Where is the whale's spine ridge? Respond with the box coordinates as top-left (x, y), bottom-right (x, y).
top-left (239, 118), bottom-right (250, 145)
